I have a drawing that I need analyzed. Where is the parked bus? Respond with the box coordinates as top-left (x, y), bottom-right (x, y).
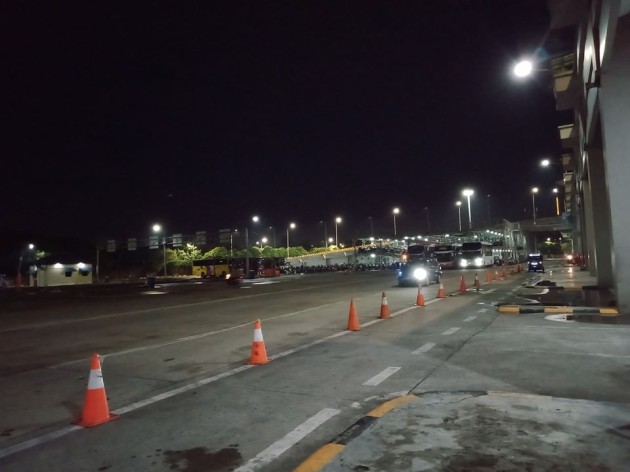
top-left (192, 259), bottom-right (230, 278)
top-left (402, 244), bottom-right (435, 262)
top-left (458, 241), bottom-right (494, 268)
top-left (433, 244), bottom-right (460, 269)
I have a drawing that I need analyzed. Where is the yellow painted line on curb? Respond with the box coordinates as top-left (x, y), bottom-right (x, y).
top-left (294, 395), bottom-right (418, 471)
top-left (367, 394), bottom-right (418, 418)
top-left (599, 308), bottom-right (619, 316)
top-left (293, 443), bottom-right (345, 472)
top-left (545, 306), bottom-right (573, 314)
top-left (497, 305), bottom-right (520, 314)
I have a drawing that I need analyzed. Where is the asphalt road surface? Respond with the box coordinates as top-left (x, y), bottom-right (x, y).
top-left (4, 264), bottom-right (620, 471)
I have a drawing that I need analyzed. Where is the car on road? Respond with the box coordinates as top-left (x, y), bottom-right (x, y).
top-left (397, 255), bottom-right (442, 287)
top-left (527, 253), bottom-right (545, 273)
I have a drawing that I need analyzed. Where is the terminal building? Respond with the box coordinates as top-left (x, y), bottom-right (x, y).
top-left (544, 0), bottom-right (630, 311)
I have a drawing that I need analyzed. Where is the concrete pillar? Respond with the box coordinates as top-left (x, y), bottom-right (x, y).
top-left (599, 13), bottom-right (630, 311)
top-left (586, 147), bottom-right (614, 286)
top-left (581, 173), bottom-right (596, 273)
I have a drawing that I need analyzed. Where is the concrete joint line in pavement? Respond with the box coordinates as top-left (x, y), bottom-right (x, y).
top-left (294, 395), bottom-right (418, 472)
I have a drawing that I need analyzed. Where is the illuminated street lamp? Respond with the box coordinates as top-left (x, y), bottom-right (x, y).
top-left (455, 201), bottom-right (462, 232)
top-left (152, 224), bottom-right (167, 277)
top-left (258, 237), bottom-right (268, 249)
top-left (513, 60), bottom-right (533, 78)
top-left (335, 217), bottom-right (342, 247)
top-left (392, 208), bottom-right (400, 236)
top-left (531, 187), bottom-right (539, 222)
top-left (462, 189), bottom-right (474, 231)
top-left (286, 222), bottom-right (296, 257)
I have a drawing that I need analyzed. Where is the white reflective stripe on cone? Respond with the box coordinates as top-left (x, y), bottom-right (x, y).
top-left (87, 369), bottom-right (105, 390)
top-left (253, 329), bottom-right (264, 342)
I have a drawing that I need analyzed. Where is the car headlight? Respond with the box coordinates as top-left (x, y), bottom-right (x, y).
top-left (413, 268), bottom-right (428, 281)
top-left (475, 257), bottom-right (483, 266)
top-left (459, 259), bottom-right (468, 268)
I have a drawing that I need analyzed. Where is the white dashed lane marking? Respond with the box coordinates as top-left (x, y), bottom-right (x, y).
top-left (412, 343), bottom-right (436, 354)
top-left (362, 367), bottom-right (401, 386)
top-left (442, 327), bottom-right (461, 336)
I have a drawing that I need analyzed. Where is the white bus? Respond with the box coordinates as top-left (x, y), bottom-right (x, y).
top-left (458, 241), bottom-right (494, 268)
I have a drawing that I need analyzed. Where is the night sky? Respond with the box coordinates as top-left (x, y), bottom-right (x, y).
top-left (4, 0), bottom-right (562, 249)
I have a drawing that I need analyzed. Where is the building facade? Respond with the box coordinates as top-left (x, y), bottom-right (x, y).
top-left (546, 0), bottom-right (630, 310)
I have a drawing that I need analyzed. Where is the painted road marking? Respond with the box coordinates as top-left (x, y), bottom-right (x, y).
top-left (1, 298), bottom-right (435, 459)
top-left (0, 426), bottom-right (82, 460)
top-left (485, 288), bottom-right (497, 293)
top-left (363, 367), bottom-right (401, 386)
top-left (477, 308), bottom-right (488, 313)
top-left (412, 343), bottom-right (436, 354)
top-left (234, 408), bottom-right (340, 472)
top-left (464, 316), bottom-right (477, 322)
top-left (442, 327), bottom-right (460, 335)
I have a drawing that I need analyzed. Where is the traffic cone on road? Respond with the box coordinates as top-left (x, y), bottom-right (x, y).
top-left (485, 270), bottom-right (492, 283)
top-left (459, 275), bottom-right (467, 293)
top-left (502, 266), bottom-right (507, 278)
top-left (379, 292), bottom-right (391, 319)
top-left (416, 286), bottom-right (426, 307)
top-left (74, 353), bottom-right (118, 427)
top-left (437, 279), bottom-right (446, 298)
top-left (494, 270), bottom-right (499, 281)
top-left (249, 319), bottom-right (269, 365)
top-left (474, 273), bottom-right (480, 287)
top-left (347, 299), bottom-right (361, 331)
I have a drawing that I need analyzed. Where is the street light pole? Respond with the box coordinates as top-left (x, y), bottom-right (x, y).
top-left (16, 243), bottom-right (35, 288)
top-left (152, 224), bottom-right (166, 277)
top-left (335, 217), bottom-right (342, 247)
top-left (456, 201), bottom-right (462, 232)
top-left (246, 215), bottom-right (259, 278)
top-left (531, 187), bottom-right (539, 223)
top-left (392, 208), bottom-right (399, 236)
top-left (462, 189), bottom-right (474, 232)
top-left (286, 222), bottom-right (296, 258)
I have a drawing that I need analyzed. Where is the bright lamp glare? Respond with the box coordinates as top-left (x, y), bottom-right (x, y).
top-left (413, 268), bottom-right (428, 281)
top-left (514, 60), bottom-right (533, 77)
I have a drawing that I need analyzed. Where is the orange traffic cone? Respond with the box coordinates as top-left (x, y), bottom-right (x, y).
top-left (474, 273), bottom-right (480, 287)
top-left (379, 292), bottom-right (391, 319)
top-left (485, 270), bottom-right (492, 283)
top-left (437, 279), bottom-right (446, 298)
top-left (249, 319), bottom-right (269, 365)
top-left (74, 353), bottom-right (118, 427)
top-left (416, 286), bottom-right (426, 306)
top-left (494, 270), bottom-right (499, 281)
top-left (459, 275), bottom-right (467, 293)
top-left (347, 299), bottom-right (360, 331)
top-left (502, 266), bottom-right (507, 278)
top-left (517, 264), bottom-right (522, 273)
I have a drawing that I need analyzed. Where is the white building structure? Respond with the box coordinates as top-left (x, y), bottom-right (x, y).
top-left (32, 262), bottom-right (94, 287)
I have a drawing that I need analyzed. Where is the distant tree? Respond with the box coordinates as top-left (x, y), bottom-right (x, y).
top-left (202, 246), bottom-right (230, 259)
top-left (288, 246), bottom-right (308, 257)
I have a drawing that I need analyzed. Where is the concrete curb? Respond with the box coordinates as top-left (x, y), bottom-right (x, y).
top-left (497, 305), bottom-right (619, 315)
top-left (294, 394), bottom-right (418, 472)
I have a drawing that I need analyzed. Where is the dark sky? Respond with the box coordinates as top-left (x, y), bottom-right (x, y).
top-left (4, 0), bottom-right (562, 247)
